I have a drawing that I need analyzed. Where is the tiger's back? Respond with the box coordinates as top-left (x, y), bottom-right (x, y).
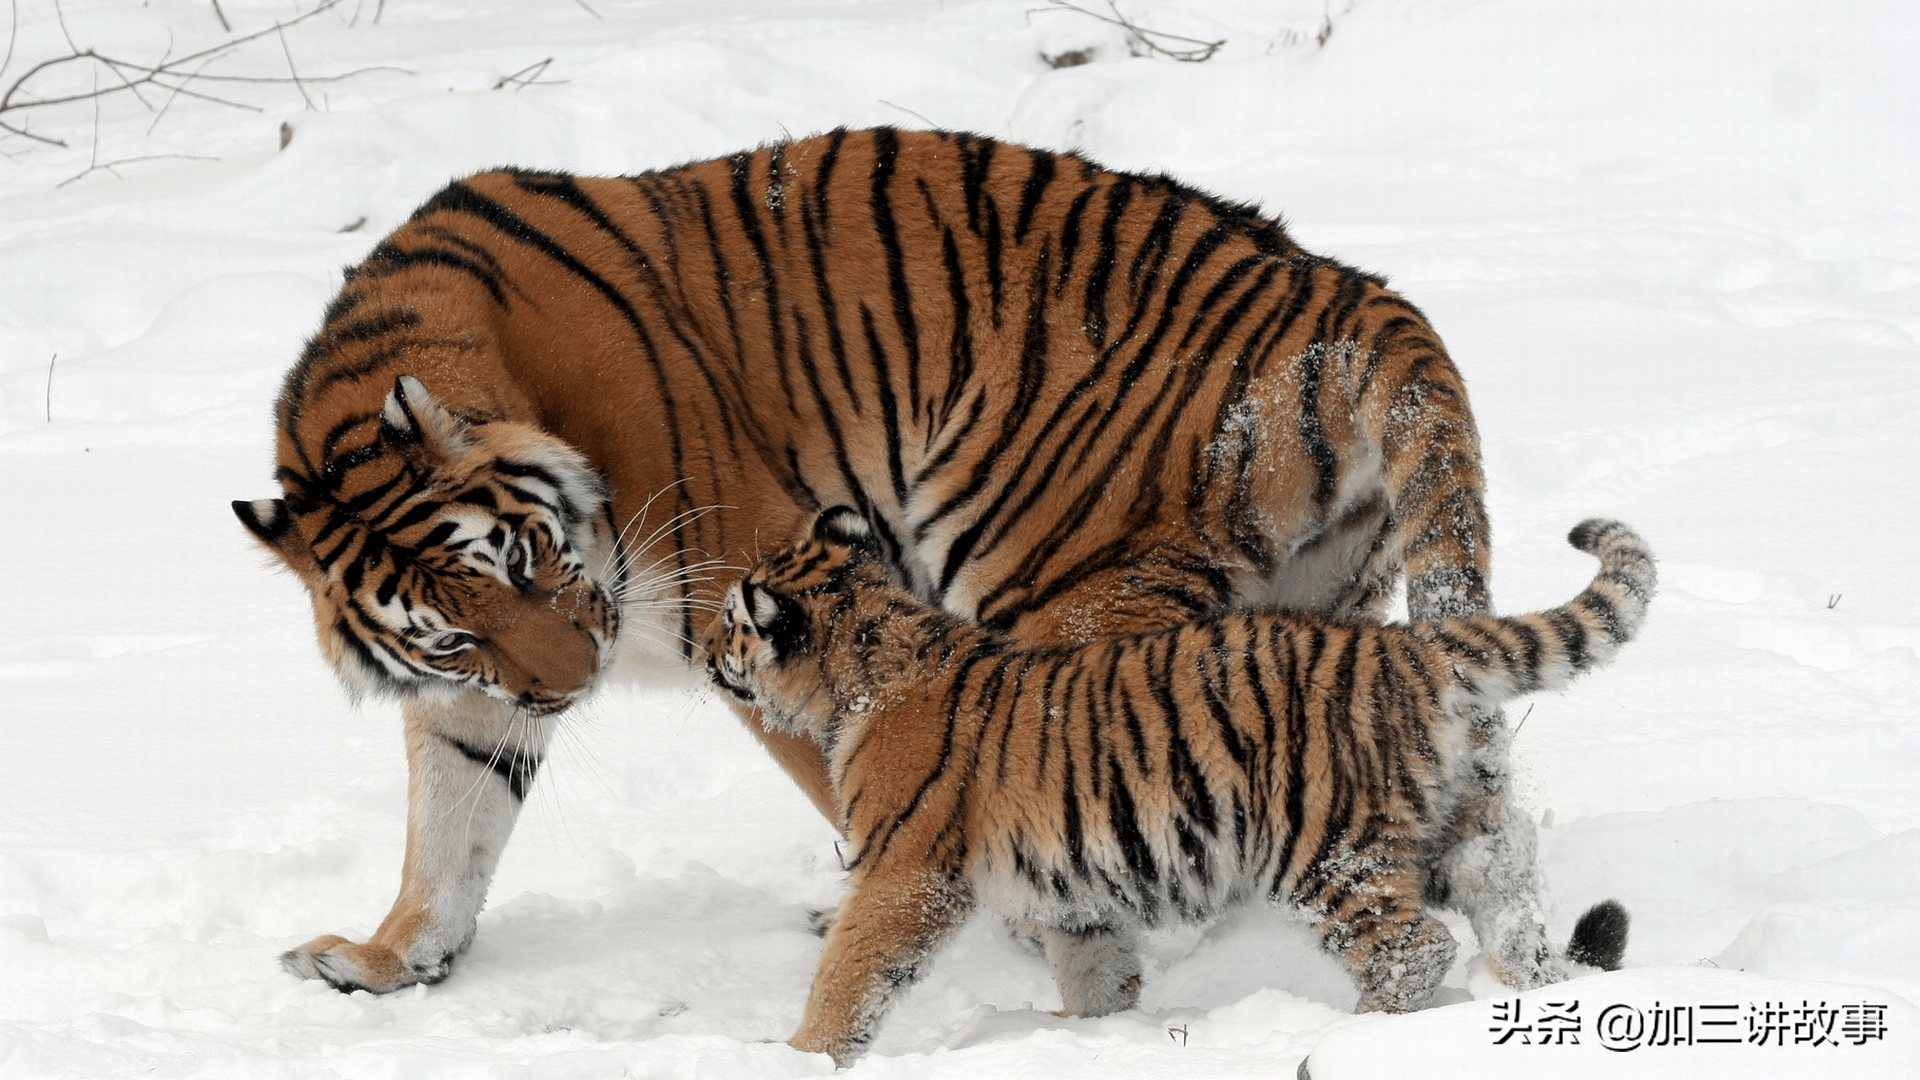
top-left (281, 128), bottom-right (1486, 655)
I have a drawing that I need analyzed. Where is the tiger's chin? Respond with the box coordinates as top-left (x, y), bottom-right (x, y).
top-left (323, 656), bottom-right (609, 719)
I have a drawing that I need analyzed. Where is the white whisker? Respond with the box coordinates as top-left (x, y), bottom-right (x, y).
top-left (607, 500), bottom-right (734, 582)
top-left (600, 482), bottom-right (688, 582)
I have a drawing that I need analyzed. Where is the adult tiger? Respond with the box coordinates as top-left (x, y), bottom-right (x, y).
top-left (235, 126), bottom-right (1520, 1003)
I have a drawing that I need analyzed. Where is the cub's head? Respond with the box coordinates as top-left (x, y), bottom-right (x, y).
top-left (234, 375), bottom-right (621, 715)
top-left (703, 506), bottom-right (881, 735)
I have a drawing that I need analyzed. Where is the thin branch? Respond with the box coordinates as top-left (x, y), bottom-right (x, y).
top-left (53, 0), bottom-right (78, 55)
top-left (140, 73), bottom-right (262, 114)
top-left (1033, 0), bottom-right (1224, 63)
top-left (58, 151), bottom-right (219, 187)
top-left (494, 57), bottom-right (563, 91)
top-left (276, 22), bottom-right (315, 110)
top-left (90, 52), bottom-right (162, 113)
top-left (0, 116), bottom-right (61, 146)
top-left (2, 0), bottom-right (18, 86)
top-left (566, 0), bottom-right (603, 20)
top-left (877, 98), bottom-right (936, 128)
top-left (209, 0), bottom-right (231, 34)
top-left (147, 51), bottom-right (229, 134)
top-left (44, 352), bottom-right (54, 422)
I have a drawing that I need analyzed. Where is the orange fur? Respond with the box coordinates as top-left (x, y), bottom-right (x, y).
top-left (707, 513), bottom-right (1654, 1063)
top-left (239, 127), bottom-right (1497, 994)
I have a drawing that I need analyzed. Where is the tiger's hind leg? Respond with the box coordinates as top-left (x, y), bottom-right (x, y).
top-left (1351, 400), bottom-right (1567, 989)
top-left (1035, 920), bottom-right (1143, 1017)
top-left (791, 867), bottom-right (973, 1065)
top-left (280, 692), bottom-right (547, 993)
top-left (1430, 765), bottom-right (1569, 991)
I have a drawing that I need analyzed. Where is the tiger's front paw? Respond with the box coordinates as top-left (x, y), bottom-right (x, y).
top-left (279, 933), bottom-right (455, 994)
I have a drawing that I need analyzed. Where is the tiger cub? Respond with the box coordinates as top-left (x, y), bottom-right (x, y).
top-left (705, 508), bottom-right (1652, 1064)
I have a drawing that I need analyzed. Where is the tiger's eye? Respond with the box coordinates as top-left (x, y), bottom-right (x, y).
top-left (506, 538), bottom-right (533, 589)
top-left (430, 631), bottom-right (477, 653)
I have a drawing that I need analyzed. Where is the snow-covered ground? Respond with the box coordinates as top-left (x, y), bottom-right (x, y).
top-left (2, 0), bottom-right (1917, 1076)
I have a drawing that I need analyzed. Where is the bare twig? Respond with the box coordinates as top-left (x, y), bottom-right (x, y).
top-left (209, 0), bottom-right (231, 33)
top-left (494, 57), bottom-right (565, 91)
top-left (276, 22), bottom-right (315, 110)
top-left (1512, 703), bottom-right (1535, 737)
top-left (53, 0), bottom-right (78, 54)
top-left (877, 98), bottom-right (936, 128)
top-left (58, 151), bottom-right (219, 187)
top-left (45, 352), bottom-right (54, 422)
top-left (2, 0), bottom-right (18, 85)
top-left (566, 0), bottom-right (604, 20)
top-left (147, 51), bottom-right (232, 135)
top-left (0, 0), bottom-right (408, 150)
top-left (1827, 593), bottom-right (1842, 610)
top-left (1033, 0), bottom-right (1224, 62)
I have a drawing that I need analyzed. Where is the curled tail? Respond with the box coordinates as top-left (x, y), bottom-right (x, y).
top-left (1422, 518), bottom-right (1657, 708)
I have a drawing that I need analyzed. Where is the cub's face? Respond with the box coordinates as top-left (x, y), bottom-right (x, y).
top-left (703, 508), bottom-right (873, 735)
top-left (235, 376), bottom-right (621, 715)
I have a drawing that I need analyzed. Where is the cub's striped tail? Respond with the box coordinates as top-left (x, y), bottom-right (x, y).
top-left (1424, 518), bottom-right (1656, 708)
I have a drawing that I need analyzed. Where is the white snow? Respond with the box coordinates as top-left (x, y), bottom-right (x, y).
top-left (2, 0), bottom-right (1916, 1076)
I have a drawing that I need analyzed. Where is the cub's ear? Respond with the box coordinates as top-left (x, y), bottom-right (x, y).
top-left (740, 580), bottom-right (808, 660)
top-left (380, 374), bottom-right (471, 456)
top-left (812, 505), bottom-right (874, 550)
top-left (232, 498), bottom-right (321, 581)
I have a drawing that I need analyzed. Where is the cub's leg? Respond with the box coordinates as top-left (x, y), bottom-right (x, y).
top-left (989, 557), bottom-right (1228, 1021)
top-left (791, 868), bottom-right (973, 1066)
top-left (280, 692), bottom-right (547, 992)
top-left (1035, 920), bottom-right (1143, 1017)
top-left (1295, 851), bottom-right (1457, 1013)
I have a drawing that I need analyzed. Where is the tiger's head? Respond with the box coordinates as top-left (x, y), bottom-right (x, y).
top-left (234, 375), bottom-right (621, 715)
top-left (702, 506), bottom-right (887, 737)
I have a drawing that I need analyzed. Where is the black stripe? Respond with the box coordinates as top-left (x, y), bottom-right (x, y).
top-left (859, 305), bottom-right (910, 507)
top-left (1296, 340), bottom-right (1338, 506)
top-left (1270, 623), bottom-right (1317, 899)
top-left (1014, 146), bottom-right (1056, 243)
top-left (440, 733), bottom-right (539, 801)
top-left (1081, 179), bottom-right (1134, 348)
top-left (868, 127), bottom-right (926, 429)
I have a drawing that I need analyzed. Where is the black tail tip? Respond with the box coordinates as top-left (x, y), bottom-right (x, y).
top-left (1567, 899), bottom-right (1630, 971)
top-left (1567, 518), bottom-right (1616, 555)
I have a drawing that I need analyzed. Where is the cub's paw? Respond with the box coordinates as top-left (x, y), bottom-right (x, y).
top-left (279, 934), bottom-right (454, 994)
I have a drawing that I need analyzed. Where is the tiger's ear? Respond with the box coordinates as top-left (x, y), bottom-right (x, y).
top-left (232, 497), bottom-right (321, 581)
top-left (380, 375), bottom-right (472, 457)
top-left (812, 505), bottom-right (874, 551)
